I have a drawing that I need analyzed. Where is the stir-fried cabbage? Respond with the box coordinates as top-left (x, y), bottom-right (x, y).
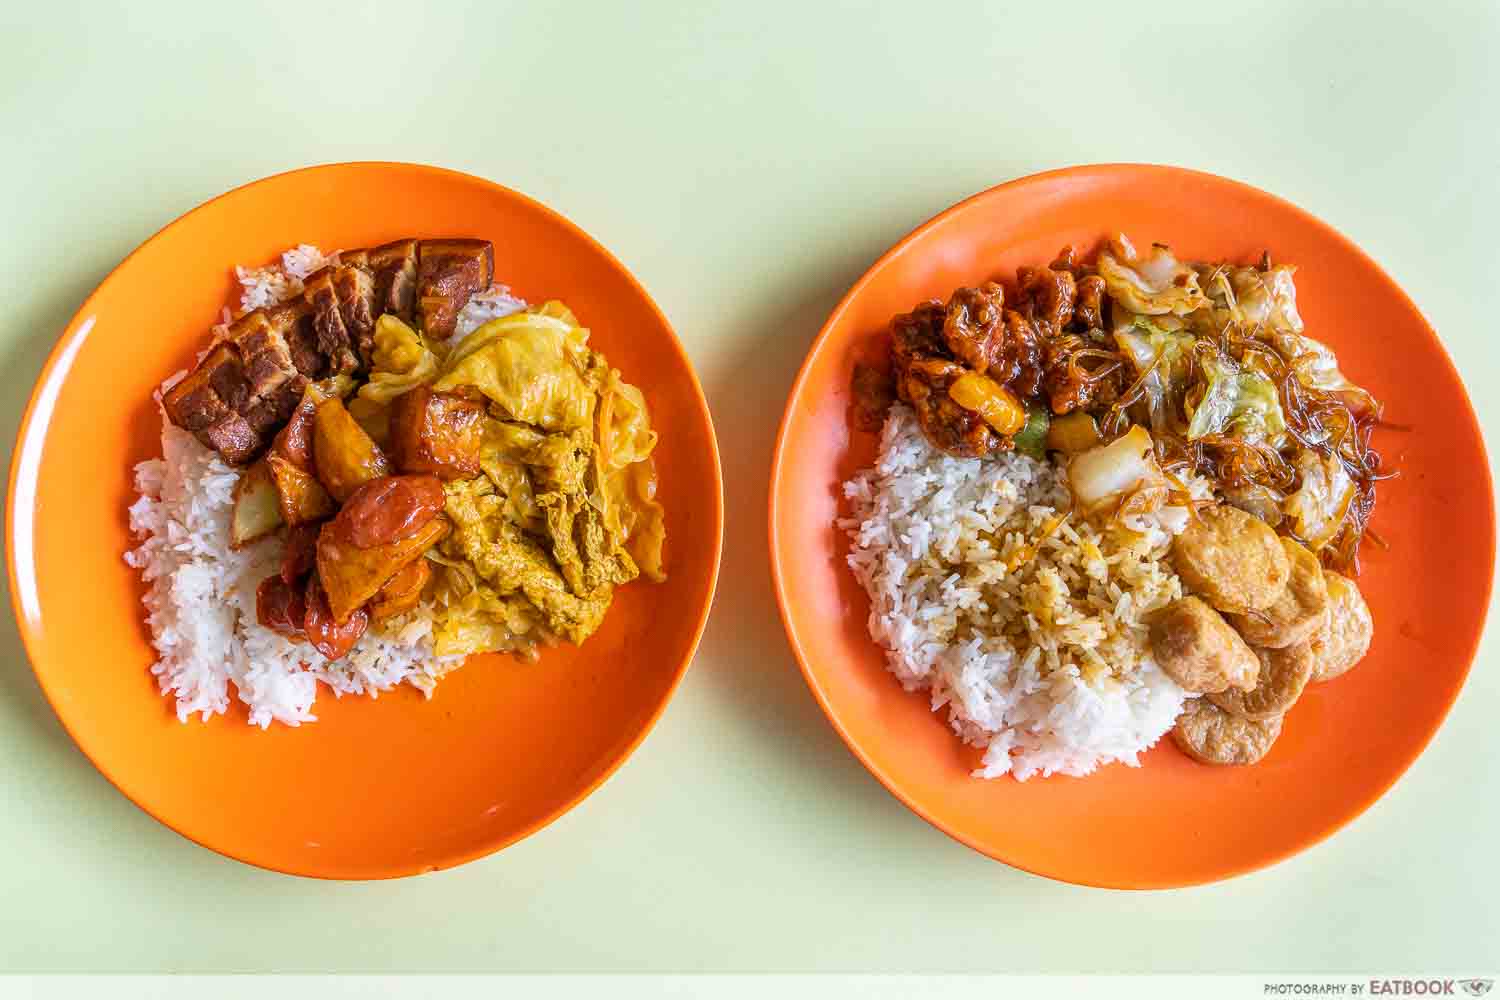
top-left (1067, 425), bottom-right (1163, 514)
top-left (1113, 314), bottom-right (1196, 433)
top-left (599, 373), bottom-right (659, 470)
top-left (341, 298), bottom-right (668, 651)
top-left (435, 310), bottom-right (596, 431)
top-left (1097, 235), bottom-right (1209, 316)
top-left (358, 315), bottom-right (441, 405)
top-left (1284, 449), bottom-right (1355, 551)
top-left (1191, 264), bottom-right (1304, 335)
top-left (1185, 356), bottom-right (1288, 445)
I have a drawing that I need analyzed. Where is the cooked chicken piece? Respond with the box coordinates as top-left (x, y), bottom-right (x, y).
top-left (940, 283), bottom-right (1006, 372)
top-left (312, 397), bottom-right (392, 502)
top-left (889, 300), bottom-right (947, 380)
top-left (850, 362), bottom-right (896, 432)
top-left (1017, 265), bottom-right (1077, 334)
top-left (1311, 572), bottom-right (1373, 681)
top-left (161, 343), bottom-right (264, 465)
top-left (1072, 274), bottom-right (1106, 330)
top-left (1210, 639), bottom-right (1314, 721)
top-left (1172, 697), bottom-right (1282, 765)
top-left (898, 356), bottom-right (998, 458)
top-left (389, 386), bottom-right (486, 480)
top-left (1171, 505), bottom-right (1290, 613)
top-left (316, 513), bottom-right (449, 623)
top-left (1229, 537), bottom-right (1328, 647)
top-left (416, 239), bottom-right (494, 339)
top-left (357, 239), bottom-right (419, 321)
top-left (1150, 596), bottom-right (1260, 693)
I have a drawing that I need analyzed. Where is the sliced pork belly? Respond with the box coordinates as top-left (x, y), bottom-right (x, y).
top-left (416, 239), bottom-right (493, 339)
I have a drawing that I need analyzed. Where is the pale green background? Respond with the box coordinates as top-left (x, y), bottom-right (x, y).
top-left (1, 0), bottom-right (1495, 976)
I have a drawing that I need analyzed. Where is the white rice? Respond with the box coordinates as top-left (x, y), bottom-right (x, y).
top-left (842, 405), bottom-right (1193, 780)
top-left (126, 246), bottom-right (525, 727)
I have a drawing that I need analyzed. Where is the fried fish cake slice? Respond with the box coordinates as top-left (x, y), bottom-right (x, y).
top-left (1210, 639), bottom-right (1314, 722)
top-left (1150, 596), bottom-right (1259, 694)
top-left (1311, 572), bottom-right (1374, 682)
top-left (1229, 537), bottom-right (1328, 648)
top-left (1172, 698), bottom-right (1283, 766)
top-left (1171, 505), bottom-right (1290, 613)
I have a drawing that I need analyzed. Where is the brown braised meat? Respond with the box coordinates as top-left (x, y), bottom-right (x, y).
top-left (352, 239), bottom-right (420, 322)
top-left (228, 305), bottom-right (312, 433)
top-left (416, 239), bottom-right (494, 339)
top-left (301, 267), bottom-right (366, 376)
top-left (161, 344), bottom-right (262, 464)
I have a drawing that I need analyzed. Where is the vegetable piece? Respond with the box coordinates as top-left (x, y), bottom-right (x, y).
top-left (304, 575), bottom-right (368, 659)
top-left (1284, 448), bottom-right (1356, 551)
top-left (230, 461), bottom-right (283, 548)
top-left (336, 475), bottom-right (447, 550)
top-left (1185, 356), bottom-right (1288, 445)
top-left (1046, 411), bottom-right (1102, 454)
top-left (256, 574), bottom-right (306, 639)
top-left (433, 311), bottom-right (595, 431)
top-left (368, 557), bottom-right (431, 623)
top-left (266, 454), bottom-right (336, 526)
top-left (1096, 235), bottom-right (1209, 316)
top-left (1012, 404), bottom-right (1050, 460)
top-left (313, 397), bottom-right (392, 502)
top-left (1066, 425), bottom-right (1162, 514)
top-left (389, 386), bottom-right (486, 480)
top-left (355, 314), bottom-right (441, 407)
top-left (1112, 316), bottom-right (1195, 434)
top-left (599, 374), bottom-right (659, 470)
top-left (1191, 263), bottom-right (1304, 334)
top-left (946, 371), bottom-right (1026, 435)
top-left (316, 513), bottom-right (450, 623)
top-left (266, 388), bottom-right (336, 526)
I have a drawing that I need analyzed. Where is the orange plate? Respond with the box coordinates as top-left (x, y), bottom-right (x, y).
top-left (8, 163), bottom-right (723, 879)
top-left (770, 164), bottom-right (1493, 888)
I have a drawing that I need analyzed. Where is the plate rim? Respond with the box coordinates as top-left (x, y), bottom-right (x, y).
top-left (767, 161), bottom-right (1495, 889)
top-left (6, 160), bottom-right (725, 880)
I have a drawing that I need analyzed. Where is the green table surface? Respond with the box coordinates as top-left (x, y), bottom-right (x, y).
top-left (2, 0), bottom-right (1495, 975)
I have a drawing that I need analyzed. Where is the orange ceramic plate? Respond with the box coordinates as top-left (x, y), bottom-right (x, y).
top-left (770, 164), bottom-right (1493, 888)
top-left (8, 162), bottom-right (722, 879)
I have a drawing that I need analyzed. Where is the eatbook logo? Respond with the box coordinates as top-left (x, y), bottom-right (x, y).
top-left (1460, 981), bottom-right (1494, 998)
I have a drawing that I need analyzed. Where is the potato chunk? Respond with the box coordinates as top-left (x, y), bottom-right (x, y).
top-left (389, 386), bottom-right (485, 480)
top-left (1150, 596), bottom-right (1259, 694)
top-left (1170, 505), bottom-right (1289, 613)
top-left (316, 514), bottom-right (449, 623)
top-left (313, 397), bottom-right (392, 502)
